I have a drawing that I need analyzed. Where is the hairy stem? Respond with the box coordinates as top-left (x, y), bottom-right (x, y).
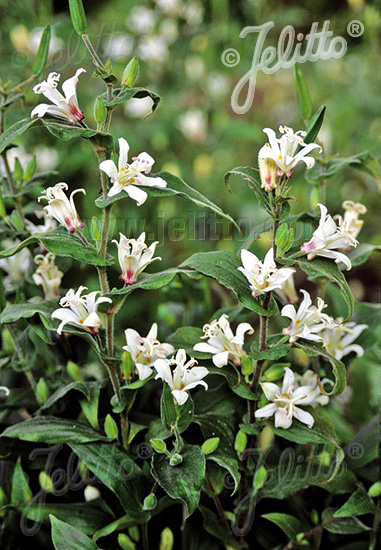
top-left (7, 324), bottom-right (36, 392)
top-left (81, 33), bottom-right (105, 71)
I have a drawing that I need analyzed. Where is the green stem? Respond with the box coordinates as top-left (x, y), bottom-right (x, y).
top-left (81, 33), bottom-right (105, 71)
top-left (172, 422), bottom-right (183, 453)
top-left (7, 324), bottom-right (36, 392)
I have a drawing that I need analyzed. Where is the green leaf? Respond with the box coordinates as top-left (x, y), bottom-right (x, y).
top-left (79, 383), bottom-right (101, 430)
top-left (207, 365), bottom-right (257, 401)
top-left (68, 0), bottom-right (87, 35)
top-left (224, 166), bottom-right (272, 215)
top-left (93, 514), bottom-right (140, 542)
top-left (160, 382), bottom-right (177, 429)
top-left (39, 381), bottom-right (96, 411)
top-left (102, 269), bottom-right (181, 302)
top-left (262, 512), bottom-right (303, 542)
top-left (303, 105), bottom-right (325, 145)
top-left (347, 243), bottom-right (381, 267)
top-left (1, 300), bottom-right (57, 325)
top-left (181, 250), bottom-right (273, 316)
top-left (250, 344), bottom-right (290, 361)
top-left (151, 444), bottom-right (206, 516)
top-left (198, 506), bottom-right (248, 549)
top-left (334, 484), bottom-right (378, 517)
top-left (201, 437), bottom-right (220, 455)
top-left (1, 417), bottom-right (110, 444)
top-left (11, 502), bottom-right (111, 535)
top-left (70, 442), bottom-right (148, 521)
top-left (0, 228), bottom-right (114, 266)
top-left (0, 118), bottom-right (40, 154)
top-left (32, 24), bottom-right (51, 77)
top-left (101, 87), bottom-right (159, 114)
top-left (294, 64), bottom-right (312, 120)
top-left (11, 457), bottom-right (32, 505)
top-left (322, 508), bottom-right (371, 534)
top-left (167, 326), bottom-right (204, 352)
top-left (50, 515), bottom-right (98, 550)
top-left (176, 394), bottom-right (194, 433)
top-left (0, 92), bottom-right (25, 111)
top-left (207, 455), bottom-right (241, 495)
top-left (281, 255), bottom-right (354, 320)
top-left (294, 339), bottom-right (346, 396)
top-left (41, 119), bottom-right (113, 151)
top-left (104, 414), bottom-right (119, 440)
top-left (271, 415), bottom-right (338, 446)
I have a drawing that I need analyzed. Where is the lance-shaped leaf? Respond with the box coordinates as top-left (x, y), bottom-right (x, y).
top-left (303, 104), bottom-right (325, 145)
top-left (50, 515), bottom-right (97, 550)
top-left (0, 118), bottom-right (41, 155)
top-left (294, 64), bottom-right (312, 120)
top-left (280, 255), bottom-right (353, 320)
top-left (294, 339), bottom-right (346, 396)
top-left (1, 301), bottom-right (57, 325)
top-left (224, 166), bottom-right (272, 216)
top-left (100, 87), bottom-right (160, 114)
top-left (32, 24), bottom-right (51, 77)
top-left (68, 0), bottom-right (87, 35)
top-left (0, 228), bottom-right (114, 266)
top-left (41, 119), bottom-right (113, 151)
top-left (151, 444), bottom-right (205, 517)
top-left (180, 250), bottom-right (277, 316)
top-left (95, 171), bottom-right (239, 230)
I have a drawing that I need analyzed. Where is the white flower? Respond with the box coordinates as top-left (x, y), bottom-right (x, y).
top-left (123, 323), bottom-right (175, 380)
top-left (336, 201), bottom-right (367, 243)
top-left (255, 367), bottom-right (316, 428)
top-left (272, 272), bottom-right (299, 305)
top-left (33, 253), bottom-right (63, 301)
top-left (99, 138), bottom-right (167, 204)
top-left (301, 203), bottom-right (358, 270)
top-left (112, 232), bottom-right (161, 285)
top-left (31, 69), bottom-right (85, 125)
top-left (38, 182), bottom-right (85, 234)
top-left (154, 349), bottom-right (208, 405)
top-left (0, 386), bottom-right (10, 396)
top-left (238, 247), bottom-right (295, 298)
top-left (294, 370), bottom-right (333, 407)
top-left (193, 314), bottom-right (254, 367)
top-left (51, 286), bottom-right (112, 335)
top-left (0, 243), bottom-right (31, 290)
top-left (258, 154), bottom-right (277, 191)
top-left (259, 126), bottom-right (321, 178)
top-left (321, 320), bottom-right (367, 360)
top-left (281, 290), bottom-right (336, 344)
top-left (26, 209), bottom-right (57, 235)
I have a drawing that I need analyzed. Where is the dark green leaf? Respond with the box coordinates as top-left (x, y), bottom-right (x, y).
top-left (294, 339), bottom-right (346, 396)
top-left (334, 484), bottom-right (378, 517)
top-left (32, 24), bottom-right (51, 77)
top-left (70, 442), bottom-right (148, 520)
top-left (93, 514), bottom-right (140, 542)
top-left (50, 515), bottom-right (98, 550)
top-left (41, 119), bottom-right (113, 151)
top-left (303, 105), bottom-right (325, 145)
top-left (95, 171), bottom-right (239, 230)
top-left (101, 87), bottom-right (160, 114)
top-left (181, 250), bottom-right (273, 316)
top-left (1, 300), bottom-right (57, 325)
top-left (322, 508), bottom-right (371, 534)
top-left (194, 413), bottom-right (236, 460)
top-left (250, 344), bottom-right (290, 361)
top-left (0, 118), bottom-right (41, 154)
top-left (1, 417), bottom-right (110, 443)
top-left (176, 395), bottom-right (194, 434)
top-left (0, 228), bottom-right (114, 266)
top-left (294, 64), bottom-right (312, 120)
top-left (11, 502), bottom-right (111, 535)
top-left (224, 166), bottom-right (272, 215)
top-left (11, 457), bottom-right (32, 505)
top-left (151, 444), bottom-right (205, 516)
top-left (262, 512), bottom-right (303, 542)
top-left (207, 455), bottom-right (241, 495)
top-left (347, 243), bottom-right (381, 267)
top-left (160, 382), bottom-right (177, 430)
top-left (271, 415), bottom-right (339, 446)
top-left (281, 255), bottom-right (354, 320)
top-left (167, 326), bottom-right (204, 352)
top-left (198, 506), bottom-right (247, 549)
top-left (208, 365), bottom-right (257, 401)
top-left (38, 381), bottom-right (95, 411)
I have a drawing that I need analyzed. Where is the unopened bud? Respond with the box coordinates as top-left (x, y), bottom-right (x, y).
top-left (84, 485), bottom-right (101, 501)
top-left (94, 96), bottom-right (106, 124)
top-left (258, 149), bottom-right (277, 191)
top-left (169, 453), bottom-right (183, 466)
top-left (143, 493), bottom-right (157, 510)
top-left (159, 527), bottom-right (174, 550)
top-left (118, 533), bottom-right (136, 550)
top-left (39, 471), bottom-right (55, 493)
top-left (36, 378), bottom-right (49, 404)
top-left (122, 57), bottom-right (139, 88)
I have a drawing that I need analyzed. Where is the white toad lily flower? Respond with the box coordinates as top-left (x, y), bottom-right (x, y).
top-left (193, 314), bottom-right (254, 367)
top-left (99, 138), bottom-right (167, 205)
top-left (112, 232), bottom-right (161, 285)
top-left (335, 201), bottom-right (367, 245)
top-left (33, 253), bottom-right (63, 301)
top-left (25, 210), bottom-right (57, 235)
top-left (294, 370), bottom-right (333, 407)
top-left (123, 323), bottom-right (175, 380)
top-left (321, 320), bottom-right (367, 360)
top-left (301, 203), bottom-right (358, 270)
top-left (38, 182), bottom-right (85, 234)
top-left (31, 69), bottom-right (85, 125)
top-left (255, 367), bottom-right (316, 429)
top-left (282, 290), bottom-right (336, 344)
top-left (238, 248), bottom-right (295, 298)
top-left (51, 286), bottom-right (112, 335)
top-left (259, 125), bottom-right (322, 178)
top-left (154, 349), bottom-right (208, 405)
top-left (273, 272), bottom-right (299, 305)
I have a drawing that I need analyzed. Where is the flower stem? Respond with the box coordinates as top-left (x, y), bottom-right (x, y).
top-left (7, 324), bottom-right (36, 392)
top-left (81, 33), bottom-right (105, 71)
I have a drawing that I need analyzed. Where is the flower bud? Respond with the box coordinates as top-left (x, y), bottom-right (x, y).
top-left (104, 414), bottom-right (119, 440)
top-left (169, 453), bottom-right (183, 466)
top-left (36, 378), bottom-right (49, 404)
top-left (94, 96), bottom-right (106, 124)
top-left (122, 57), bottom-right (139, 88)
top-left (143, 493), bottom-right (157, 510)
top-left (118, 533), bottom-right (136, 550)
top-left (159, 527), bottom-right (174, 550)
top-left (258, 151), bottom-right (277, 191)
top-left (84, 485), bottom-right (101, 501)
top-left (39, 471), bottom-right (55, 493)
top-left (150, 438), bottom-right (167, 454)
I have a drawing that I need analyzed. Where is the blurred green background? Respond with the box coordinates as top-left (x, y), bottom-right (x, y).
top-left (0, 0), bottom-right (380, 330)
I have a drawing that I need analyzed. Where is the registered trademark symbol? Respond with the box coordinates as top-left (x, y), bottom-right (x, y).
top-left (347, 20), bottom-right (364, 38)
top-left (347, 442), bottom-right (364, 459)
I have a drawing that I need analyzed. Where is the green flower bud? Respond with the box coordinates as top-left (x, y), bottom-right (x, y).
top-left (201, 437), bottom-right (220, 455)
top-left (94, 96), bottom-right (106, 124)
top-left (36, 378), bottom-right (49, 404)
top-left (169, 453), bottom-right (183, 466)
top-left (234, 429), bottom-right (247, 454)
top-left (122, 57), bottom-right (139, 88)
top-left (159, 527), bottom-right (174, 550)
top-left (66, 360), bottom-right (84, 382)
top-left (118, 533), bottom-right (136, 550)
top-left (104, 414), bottom-right (118, 440)
top-left (68, 0), bottom-right (87, 35)
top-left (150, 438), bottom-right (167, 454)
top-left (39, 471), bottom-right (55, 493)
top-left (143, 493), bottom-right (157, 510)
